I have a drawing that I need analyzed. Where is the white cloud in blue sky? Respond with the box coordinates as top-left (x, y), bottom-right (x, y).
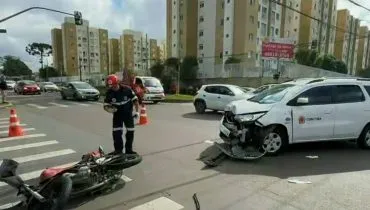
top-left (0, 0), bottom-right (166, 71)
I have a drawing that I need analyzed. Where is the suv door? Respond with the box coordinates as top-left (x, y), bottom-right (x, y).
top-left (202, 86), bottom-right (220, 110)
top-left (332, 85), bottom-right (366, 139)
top-left (288, 85), bottom-right (335, 142)
top-left (217, 86), bottom-right (235, 110)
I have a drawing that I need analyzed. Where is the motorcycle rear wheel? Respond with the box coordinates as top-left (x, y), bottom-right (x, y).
top-left (28, 175), bottom-right (72, 210)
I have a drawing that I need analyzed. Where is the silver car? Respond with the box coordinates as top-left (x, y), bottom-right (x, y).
top-left (39, 82), bottom-right (59, 92)
top-left (60, 81), bottom-right (100, 101)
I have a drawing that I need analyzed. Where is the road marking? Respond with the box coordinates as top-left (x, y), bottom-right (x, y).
top-left (0, 118), bottom-right (8, 121)
top-left (0, 121), bottom-right (8, 125)
top-left (27, 104), bottom-right (48, 109)
top-left (121, 174), bottom-right (133, 182)
top-left (0, 123), bottom-right (26, 129)
top-left (0, 161), bottom-right (79, 188)
top-left (204, 140), bottom-right (215, 144)
top-left (129, 197), bottom-right (184, 210)
top-left (0, 128), bottom-right (35, 134)
top-left (0, 133), bottom-right (47, 143)
top-left (89, 102), bottom-right (103, 105)
top-left (0, 149), bottom-right (76, 166)
top-left (0, 140), bottom-right (59, 153)
top-left (48, 102), bottom-right (69, 108)
top-left (0, 201), bottom-right (22, 209)
top-left (70, 102), bottom-right (90, 107)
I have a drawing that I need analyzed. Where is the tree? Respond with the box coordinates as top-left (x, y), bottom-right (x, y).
top-left (25, 43), bottom-right (52, 69)
top-left (332, 60), bottom-right (348, 74)
top-left (357, 67), bottom-right (370, 78)
top-left (225, 57), bottom-right (241, 64)
top-left (150, 61), bottom-right (165, 79)
top-left (2, 55), bottom-right (32, 76)
top-left (180, 56), bottom-right (198, 81)
top-left (295, 49), bottom-right (311, 65)
top-left (39, 66), bottom-right (60, 80)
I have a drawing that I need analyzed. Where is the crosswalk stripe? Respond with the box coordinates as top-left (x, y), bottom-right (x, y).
top-left (0, 128), bottom-right (35, 134)
top-left (0, 118), bottom-right (8, 121)
top-left (0, 149), bottom-right (76, 166)
top-left (0, 140), bottom-right (59, 153)
top-left (48, 102), bottom-right (69, 108)
top-left (27, 104), bottom-right (48, 109)
top-left (0, 161), bottom-right (79, 188)
top-left (0, 124), bottom-right (26, 129)
top-left (0, 121), bottom-right (8, 125)
top-left (70, 102), bottom-right (90, 107)
top-left (129, 197), bottom-right (184, 210)
top-left (0, 201), bottom-right (21, 209)
top-left (0, 133), bottom-right (47, 143)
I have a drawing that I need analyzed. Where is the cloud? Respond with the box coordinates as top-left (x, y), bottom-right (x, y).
top-left (0, 0), bottom-right (165, 71)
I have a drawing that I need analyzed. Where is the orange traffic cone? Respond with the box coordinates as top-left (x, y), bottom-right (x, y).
top-left (8, 109), bottom-right (24, 137)
top-left (139, 104), bottom-right (148, 125)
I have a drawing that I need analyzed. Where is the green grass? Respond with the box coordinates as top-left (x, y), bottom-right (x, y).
top-left (164, 94), bottom-right (194, 103)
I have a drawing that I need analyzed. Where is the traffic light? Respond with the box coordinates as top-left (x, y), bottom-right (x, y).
top-left (74, 11), bottom-right (83, 25)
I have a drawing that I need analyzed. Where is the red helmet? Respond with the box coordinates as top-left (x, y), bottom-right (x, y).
top-left (106, 74), bottom-right (119, 87)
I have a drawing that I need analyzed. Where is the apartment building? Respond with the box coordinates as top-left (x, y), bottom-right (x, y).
top-left (108, 38), bottom-right (120, 73)
top-left (51, 28), bottom-right (64, 74)
top-left (356, 26), bottom-right (370, 72)
top-left (150, 39), bottom-right (160, 66)
top-left (280, 0), bottom-right (301, 44)
top-left (334, 9), bottom-right (360, 75)
top-left (159, 40), bottom-right (167, 60)
top-left (298, 0), bottom-right (337, 55)
top-left (119, 29), bottom-right (150, 75)
top-left (58, 17), bottom-right (109, 77)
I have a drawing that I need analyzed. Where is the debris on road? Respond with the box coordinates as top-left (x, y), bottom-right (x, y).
top-left (306, 155), bottom-right (319, 159)
top-left (198, 145), bottom-right (226, 167)
top-left (287, 179), bottom-right (312, 184)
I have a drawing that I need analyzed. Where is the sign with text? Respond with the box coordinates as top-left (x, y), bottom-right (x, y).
top-left (262, 42), bottom-right (294, 60)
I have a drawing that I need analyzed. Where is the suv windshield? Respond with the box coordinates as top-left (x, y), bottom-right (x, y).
top-left (73, 82), bottom-right (93, 89)
top-left (23, 80), bottom-right (36, 85)
top-left (248, 84), bottom-right (295, 104)
top-left (143, 78), bottom-right (161, 87)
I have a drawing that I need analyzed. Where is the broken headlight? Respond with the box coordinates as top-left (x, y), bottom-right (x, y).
top-left (234, 112), bottom-right (267, 123)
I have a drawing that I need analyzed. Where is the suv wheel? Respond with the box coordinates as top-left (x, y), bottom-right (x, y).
top-left (195, 100), bottom-right (206, 114)
top-left (357, 125), bottom-right (370, 149)
top-left (260, 126), bottom-right (288, 156)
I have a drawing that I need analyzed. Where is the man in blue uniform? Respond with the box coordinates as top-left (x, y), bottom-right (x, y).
top-left (104, 74), bottom-right (140, 155)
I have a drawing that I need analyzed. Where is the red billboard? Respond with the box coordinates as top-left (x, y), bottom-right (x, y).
top-left (261, 42), bottom-right (294, 59)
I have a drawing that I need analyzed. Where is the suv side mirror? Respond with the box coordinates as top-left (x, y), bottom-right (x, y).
top-left (297, 97), bottom-right (309, 104)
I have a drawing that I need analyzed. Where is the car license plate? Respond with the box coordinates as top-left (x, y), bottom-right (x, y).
top-left (220, 123), bottom-right (231, 137)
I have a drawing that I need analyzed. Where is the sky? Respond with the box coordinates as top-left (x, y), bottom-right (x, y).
top-left (0, 0), bottom-right (166, 71)
top-left (1, 0), bottom-right (370, 72)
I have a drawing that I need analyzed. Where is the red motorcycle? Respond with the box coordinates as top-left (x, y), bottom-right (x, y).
top-left (0, 146), bottom-right (142, 210)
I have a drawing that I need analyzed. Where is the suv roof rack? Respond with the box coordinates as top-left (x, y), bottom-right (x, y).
top-left (356, 78), bottom-right (370, 81)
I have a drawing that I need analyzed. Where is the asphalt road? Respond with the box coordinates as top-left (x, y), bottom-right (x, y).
top-left (0, 93), bottom-right (370, 210)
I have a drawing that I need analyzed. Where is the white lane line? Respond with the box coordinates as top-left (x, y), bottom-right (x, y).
top-left (0, 121), bottom-right (8, 125)
top-left (0, 149), bottom-right (76, 166)
top-left (121, 174), bottom-right (133, 182)
top-left (0, 123), bottom-right (26, 129)
top-left (0, 133), bottom-right (45, 143)
top-left (27, 104), bottom-right (48, 109)
top-left (0, 161), bottom-right (79, 188)
top-left (0, 128), bottom-right (35, 134)
top-left (0, 140), bottom-right (59, 153)
top-left (0, 201), bottom-right (22, 209)
top-left (204, 140), bottom-right (215, 144)
top-left (0, 118), bottom-right (8, 121)
top-left (70, 102), bottom-right (90, 107)
top-left (129, 197), bottom-right (184, 210)
top-left (48, 102), bottom-right (69, 108)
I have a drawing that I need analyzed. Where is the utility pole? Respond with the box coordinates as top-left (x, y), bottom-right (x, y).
top-left (79, 57), bottom-right (82, 81)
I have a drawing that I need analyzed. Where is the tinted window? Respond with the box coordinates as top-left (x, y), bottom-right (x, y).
top-left (218, 86), bottom-right (233, 95)
top-left (204, 86), bottom-right (219, 94)
top-left (296, 86), bottom-right (333, 105)
top-left (143, 78), bottom-right (161, 87)
top-left (364, 86), bottom-right (370, 96)
top-left (333, 85), bottom-right (364, 103)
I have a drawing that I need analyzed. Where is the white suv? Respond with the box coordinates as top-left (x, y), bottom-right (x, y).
top-left (219, 77), bottom-right (370, 156)
top-left (193, 84), bottom-right (251, 114)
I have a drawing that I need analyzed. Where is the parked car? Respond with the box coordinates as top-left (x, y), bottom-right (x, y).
top-left (6, 80), bottom-right (16, 90)
top-left (219, 77), bottom-right (370, 156)
top-left (134, 76), bottom-right (165, 104)
top-left (39, 82), bottom-right (60, 92)
top-left (193, 84), bottom-right (253, 114)
top-left (60, 81), bottom-right (100, 101)
top-left (14, 80), bottom-right (41, 95)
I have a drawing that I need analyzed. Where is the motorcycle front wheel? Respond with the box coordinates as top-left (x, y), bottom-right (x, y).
top-left (28, 175), bottom-right (72, 210)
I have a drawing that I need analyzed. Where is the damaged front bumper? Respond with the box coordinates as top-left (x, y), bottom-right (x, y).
top-left (216, 111), bottom-right (267, 160)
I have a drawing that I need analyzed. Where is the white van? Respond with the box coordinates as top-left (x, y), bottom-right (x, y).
top-left (134, 76), bottom-right (165, 104)
top-left (219, 77), bottom-right (370, 156)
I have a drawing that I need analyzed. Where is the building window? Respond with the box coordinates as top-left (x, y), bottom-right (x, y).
top-left (249, 0), bottom-right (255, 5)
top-left (249, 33), bottom-right (254, 40)
top-left (226, 34), bottom-right (229, 38)
top-left (180, 15), bottom-right (183, 20)
top-left (258, 21), bottom-right (260, 28)
top-left (199, 30), bottom-right (204, 36)
top-left (219, 52), bottom-right (223, 58)
top-left (225, 51), bottom-right (228, 55)
top-left (199, 59), bottom-right (203, 63)
top-left (227, 0), bottom-right (230, 3)
top-left (275, 28), bottom-right (279, 36)
top-left (173, 15), bottom-right (176, 19)
top-left (199, 16), bottom-right (204, 22)
top-left (221, 19), bottom-right (224, 25)
top-left (249, 15), bottom-right (254, 23)
top-left (226, 17), bottom-right (230, 21)
top-left (173, 29), bottom-right (176, 34)
top-left (276, 13), bottom-right (280, 20)
top-left (200, 1), bottom-right (204, 8)
top-left (199, 44), bottom-right (203, 50)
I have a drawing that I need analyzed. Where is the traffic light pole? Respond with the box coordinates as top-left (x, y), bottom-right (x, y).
top-left (0, 7), bottom-right (78, 24)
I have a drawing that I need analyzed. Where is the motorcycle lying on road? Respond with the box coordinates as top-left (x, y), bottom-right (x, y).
top-left (0, 146), bottom-right (142, 210)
